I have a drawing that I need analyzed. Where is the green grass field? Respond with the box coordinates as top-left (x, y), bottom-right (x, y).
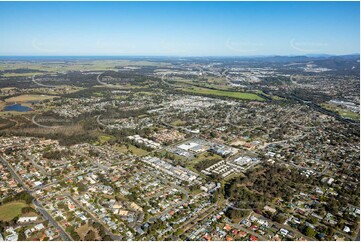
top-left (185, 152), bottom-right (222, 179)
top-left (0, 201), bottom-right (29, 221)
top-left (321, 103), bottom-right (359, 120)
top-left (190, 152), bottom-right (222, 166)
top-left (98, 135), bottom-right (115, 144)
top-left (181, 87), bottom-right (264, 101)
top-left (5, 94), bottom-right (57, 103)
top-left (114, 144), bottom-right (148, 156)
top-left (171, 120), bottom-right (187, 126)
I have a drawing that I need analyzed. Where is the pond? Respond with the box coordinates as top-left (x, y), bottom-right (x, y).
top-left (4, 103), bottom-right (33, 112)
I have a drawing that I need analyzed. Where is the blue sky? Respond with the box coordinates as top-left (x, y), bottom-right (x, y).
top-left (0, 1), bottom-right (359, 56)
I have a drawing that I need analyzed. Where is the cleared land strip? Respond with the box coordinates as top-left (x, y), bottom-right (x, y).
top-left (180, 87), bottom-right (265, 101)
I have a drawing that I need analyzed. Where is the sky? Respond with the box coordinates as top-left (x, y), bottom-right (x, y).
top-left (0, 1), bottom-right (359, 56)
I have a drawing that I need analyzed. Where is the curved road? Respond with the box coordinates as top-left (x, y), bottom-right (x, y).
top-left (32, 74), bottom-right (57, 88)
top-left (32, 115), bottom-right (63, 129)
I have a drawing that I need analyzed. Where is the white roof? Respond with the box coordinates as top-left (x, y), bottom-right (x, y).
top-left (34, 223), bottom-right (45, 231)
top-left (18, 216), bottom-right (38, 222)
top-left (178, 142), bottom-right (199, 151)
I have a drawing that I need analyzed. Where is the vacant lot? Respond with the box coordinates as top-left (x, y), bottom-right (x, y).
top-left (0, 201), bottom-right (29, 221)
top-left (75, 224), bottom-right (101, 241)
top-left (114, 144), bottom-right (148, 156)
top-left (5, 94), bottom-right (57, 103)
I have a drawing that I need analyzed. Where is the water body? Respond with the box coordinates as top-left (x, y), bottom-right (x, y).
top-left (4, 103), bottom-right (32, 112)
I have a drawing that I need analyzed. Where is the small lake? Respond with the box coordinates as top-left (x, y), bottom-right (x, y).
top-left (4, 103), bottom-right (32, 112)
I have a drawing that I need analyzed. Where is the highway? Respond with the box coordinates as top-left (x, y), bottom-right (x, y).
top-left (32, 74), bottom-right (57, 88)
top-left (31, 114), bottom-right (62, 129)
top-left (289, 94), bottom-right (359, 126)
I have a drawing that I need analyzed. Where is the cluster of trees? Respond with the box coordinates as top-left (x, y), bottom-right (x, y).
top-left (1, 127), bottom-right (97, 147)
top-left (0, 68), bottom-right (46, 74)
top-left (84, 230), bottom-right (96, 241)
top-left (0, 118), bottom-right (16, 131)
top-left (66, 72), bottom-right (99, 87)
top-left (65, 221), bottom-right (111, 241)
top-left (225, 208), bottom-right (250, 221)
top-left (225, 164), bottom-right (320, 207)
top-left (21, 206), bottom-right (36, 214)
top-left (42, 149), bottom-right (71, 160)
top-left (302, 226), bottom-right (316, 237)
top-left (144, 219), bottom-right (167, 236)
top-left (194, 158), bottom-right (220, 172)
top-left (1, 191), bottom-right (34, 205)
top-left (65, 225), bottom-right (80, 240)
top-left (76, 182), bottom-right (88, 193)
top-left (0, 216), bottom-right (20, 231)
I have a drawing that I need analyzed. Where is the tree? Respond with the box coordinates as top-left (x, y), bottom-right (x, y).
top-left (85, 230), bottom-right (96, 241)
top-left (77, 182), bottom-right (88, 192)
top-left (102, 234), bottom-right (112, 241)
top-left (304, 227), bottom-right (316, 237)
top-left (71, 231), bottom-right (80, 240)
top-left (18, 228), bottom-right (26, 241)
top-left (55, 216), bottom-right (63, 222)
top-left (308, 217), bottom-right (318, 225)
top-left (21, 207), bottom-right (36, 214)
top-left (273, 214), bottom-right (286, 224)
top-left (174, 229), bottom-right (184, 236)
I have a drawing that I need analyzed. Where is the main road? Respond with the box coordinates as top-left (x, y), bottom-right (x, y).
top-left (0, 155), bottom-right (71, 240)
top-left (66, 193), bottom-right (122, 241)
